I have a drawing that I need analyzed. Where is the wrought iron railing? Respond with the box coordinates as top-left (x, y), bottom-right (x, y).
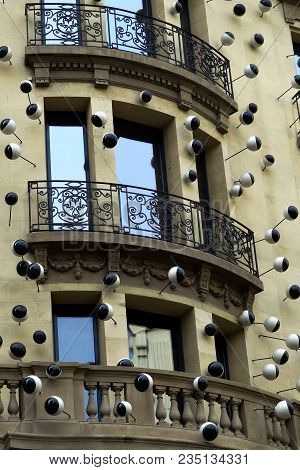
top-left (28, 181), bottom-right (258, 275)
top-left (25, 3), bottom-right (234, 97)
top-left (292, 91), bottom-right (300, 131)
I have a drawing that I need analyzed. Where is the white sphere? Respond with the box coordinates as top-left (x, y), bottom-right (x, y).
top-left (285, 334), bottom-right (300, 350)
top-left (240, 172), bottom-right (255, 188)
top-left (1, 118), bottom-right (16, 135)
top-left (221, 32), bottom-right (235, 47)
top-left (184, 116), bottom-right (200, 131)
top-left (238, 310), bottom-right (255, 327)
top-left (244, 64), bottom-right (259, 79)
top-left (250, 34), bottom-right (264, 48)
top-left (263, 154), bottom-right (275, 168)
top-left (116, 400), bottom-right (132, 417)
top-left (168, 266), bottom-right (185, 284)
top-left (264, 316), bottom-right (280, 333)
top-left (273, 256), bottom-right (289, 273)
top-left (291, 75), bottom-right (300, 89)
top-left (230, 183), bottom-right (243, 198)
top-left (0, 46), bottom-right (12, 63)
top-left (187, 139), bottom-right (204, 156)
top-left (246, 136), bottom-right (262, 151)
top-left (170, 1), bottom-right (182, 14)
top-left (283, 205), bottom-right (298, 221)
top-left (5, 143), bottom-right (21, 160)
top-left (264, 228), bottom-right (280, 244)
top-left (91, 111), bottom-right (107, 128)
top-left (275, 400), bottom-right (294, 420)
top-left (272, 348), bottom-right (289, 365)
top-left (259, 0), bottom-right (272, 13)
top-left (96, 303), bottom-right (114, 321)
top-left (262, 363), bottom-right (279, 380)
top-left (26, 103), bottom-right (42, 121)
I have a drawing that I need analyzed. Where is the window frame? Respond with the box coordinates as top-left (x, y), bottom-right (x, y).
top-left (127, 309), bottom-right (185, 372)
top-left (53, 304), bottom-right (100, 365)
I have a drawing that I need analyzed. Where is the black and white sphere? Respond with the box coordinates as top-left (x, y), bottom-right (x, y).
top-left (95, 303), bottom-right (114, 321)
top-left (283, 205), bottom-right (298, 221)
top-left (204, 323), bottom-right (218, 336)
top-left (134, 373), bottom-right (153, 392)
top-left (20, 80), bottom-right (33, 94)
top-left (230, 183), bottom-right (243, 198)
top-left (46, 364), bottom-right (62, 379)
top-left (244, 64), bottom-right (259, 79)
top-left (117, 358), bottom-right (134, 367)
top-left (168, 266), bottom-right (185, 284)
top-left (103, 272), bottom-right (120, 291)
top-left (1, 118), bottom-right (16, 135)
top-left (9, 342), bottom-right (26, 360)
top-left (183, 170), bottom-right (198, 183)
top-left (273, 257), bottom-right (289, 273)
top-left (193, 376), bottom-right (208, 392)
top-left (33, 330), bottom-right (47, 344)
top-left (199, 422), bottom-right (219, 442)
top-left (5, 192), bottom-right (18, 206)
top-left (0, 46), bottom-right (12, 63)
top-left (12, 305), bottom-right (28, 323)
top-left (103, 133), bottom-right (118, 149)
top-left (170, 1), bottom-right (182, 13)
top-left (26, 103), bottom-right (42, 121)
top-left (248, 103), bottom-right (258, 114)
top-left (91, 111), bottom-right (107, 128)
top-left (275, 400), bottom-right (294, 420)
top-left (16, 260), bottom-right (32, 277)
top-left (5, 143), bottom-right (21, 160)
top-left (238, 310), bottom-right (255, 327)
top-left (296, 379), bottom-right (300, 392)
top-left (27, 262), bottom-right (44, 280)
top-left (291, 75), bottom-right (300, 89)
top-left (272, 348), bottom-right (289, 365)
top-left (250, 34), bottom-right (264, 48)
top-left (233, 4), bottom-right (246, 16)
top-left (11, 239), bottom-right (28, 257)
top-left (285, 334), bottom-right (300, 350)
top-left (263, 154), bottom-right (275, 168)
top-left (221, 32), bottom-right (235, 47)
top-left (0, 337), bottom-right (3, 349)
top-left (246, 136), bottom-right (262, 151)
top-left (239, 111), bottom-right (254, 126)
top-left (259, 0), bottom-right (272, 14)
top-left (262, 363), bottom-right (279, 380)
top-left (116, 400), bottom-right (132, 417)
top-left (22, 375), bottom-right (42, 396)
top-left (264, 316), bottom-right (280, 333)
top-left (264, 228), bottom-right (280, 244)
top-left (207, 361), bottom-right (224, 378)
top-left (45, 396), bottom-right (64, 416)
top-left (140, 90), bottom-right (152, 103)
top-left (187, 139), bottom-right (204, 156)
top-left (286, 284), bottom-right (300, 300)
top-left (240, 172), bottom-right (255, 188)
top-left (184, 116), bottom-right (200, 131)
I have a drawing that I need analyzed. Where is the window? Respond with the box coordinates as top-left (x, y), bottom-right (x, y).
top-left (214, 332), bottom-right (230, 380)
top-left (53, 304), bottom-right (99, 364)
top-left (196, 150), bottom-right (209, 203)
top-left (104, 0), bottom-right (152, 15)
top-left (45, 111), bottom-right (90, 230)
top-left (293, 42), bottom-right (300, 74)
top-left (127, 310), bottom-right (185, 371)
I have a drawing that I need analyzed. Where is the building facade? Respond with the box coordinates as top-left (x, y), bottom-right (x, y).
top-left (0, 0), bottom-right (299, 450)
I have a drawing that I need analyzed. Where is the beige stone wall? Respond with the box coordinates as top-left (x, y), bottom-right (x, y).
top-left (0, 0), bottom-right (299, 408)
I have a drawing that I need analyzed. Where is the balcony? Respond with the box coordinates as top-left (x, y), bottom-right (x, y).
top-left (24, 4), bottom-right (237, 133)
top-left (28, 180), bottom-right (259, 277)
top-left (0, 363), bottom-right (298, 449)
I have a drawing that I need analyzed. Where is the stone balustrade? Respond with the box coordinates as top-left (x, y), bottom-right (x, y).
top-left (0, 363), bottom-right (298, 450)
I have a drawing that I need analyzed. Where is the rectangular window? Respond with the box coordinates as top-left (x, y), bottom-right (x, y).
top-left (214, 332), bottom-right (230, 380)
top-left (45, 112), bottom-right (90, 230)
top-left (127, 310), bottom-right (185, 371)
top-left (53, 304), bottom-right (99, 364)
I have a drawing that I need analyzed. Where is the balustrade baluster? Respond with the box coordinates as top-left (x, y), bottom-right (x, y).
top-left (230, 398), bottom-right (243, 436)
top-left (0, 382), bottom-right (4, 421)
top-left (167, 387), bottom-right (182, 428)
top-left (279, 419), bottom-right (291, 448)
top-left (99, 383), bottom-right (112, 423)
top-left (85, 383), bottom-right (98, 422)
top-left (154, 386), bottom-right (168, 426)
top-left (218, 395), bottom-right (232, 435)
top-left (182, 389), bottom-right (196, 429)
top-left (206, 393), bottom-right (219, 426)
top-left (112, 383), bottom-right (126, 423)
top-left (194, 392), bottom-right (206, 428)
top-left (271, 412), bottom-right (282, 447)
top-left (264, 408), bottom-right (274, 444)
top-left (7, 382), bottom-right (20, 421)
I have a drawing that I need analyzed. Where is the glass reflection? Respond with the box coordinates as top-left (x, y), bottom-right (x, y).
top-left (56, 317), bottom-right (96, 363)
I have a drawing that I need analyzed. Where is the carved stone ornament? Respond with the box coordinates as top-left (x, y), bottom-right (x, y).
top-left (209, 279), bottom-right (244, 310)
top-left (48, 255), bottom-right (106, 280)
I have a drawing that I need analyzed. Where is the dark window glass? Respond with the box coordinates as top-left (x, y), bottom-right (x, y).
top-left (196, 151), bottom-right (209, 203)
top-left (293, 42), bottom-right (300, 74)
top-left (180, 0), bottom-right (192, 33)
top-left (214, 332), bottom-right (230, 380)
top-left (127, 310), bottom-right (185, 371)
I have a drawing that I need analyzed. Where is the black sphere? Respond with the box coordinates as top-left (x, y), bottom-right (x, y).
top-left (103, 133), bottom-right (118, 149)
top-left (200, 422), bottom-right (219, 441)
top-left (0, 337), bottom-right (3, 348)
top-left (16, 260), bottom-right (31, 277)
top-left (46, 364), bottom-right (62, 378)
top-left (140, 90), bottom-right (152, 103)
top-left (10, 342), bottom-right (26, 359)
top-left (0, 46), bottom-right (9, 60)
top-left (12, 305), bottom-right (27, 320)
top-left (193, 376), bottom-right (209, 392)
top-left (12, 239), bottom-right (28, 257)
top-left (204, 323), bottom-right (218, 336)
top-left (248, 103), bottom-right (258, 114)
top-left (27, 263), bottom-right (43, 280)
top-left (117, 358), bottom-right (134, 367)
top-left (234, 4), bottom-right (246, 16)
top-left (208, 361), bottom-right (224, 378)
top-left (288, 285), bottom-right (300, 300)
top-left (192, 139), bottom-right (204, 155)
top-left (20, 81), bottom-right (33, 94)
top-left (134, 373), bottom-right (153, 392)
top-left (45, 397), bottom-right (61, 415)
top-left (5, 192), bottom-right (18, 206)
top-left (33, 330), bottom-right (47, 344)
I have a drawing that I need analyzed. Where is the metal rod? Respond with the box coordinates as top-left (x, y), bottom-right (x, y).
top-left (8, 206), bottom-right (12, 227)
top-left (252, 357), bottom-right (271, 362)
top-left (20, 156), bottom-right (36, 167)
top-left (286, 54), bottom-right (295, 58)
top-left (283, 297), bottom-right (288, 302)
top-left (225, 147), bottom-right (246, 161)
top-left (277, 86), bottom-right (292, 100)
top-left (289, 116), bottom-right (300, 128)
top-left (112, 318), bottom-right (117, 325)
top-left (236, 123), bottom-right (242, 129)
top-left (38, 119), bottom-right (42, 125)
top-left (254, 238), bottom-right (265, 244)
top-left (273, 218), bottom-right (285, 229)
top-left (277, 387), bottom-right (295, 394)
top-left (28, 94), bottom-right (32, 105)
top-left (36, 282), bottom-right (40, 293)
top-left (232, 74), bottom-right (244, 83)
top-left (9, 60), bottom-right (12, 66)
top-left (130, 414), bottom-right (136, 422)
top-left (14, 133), bottom-right (22, 144)
top-left (159, 282), bottom-right (171, 295)
top-left (259, 267), bottom-right (274, 277)
top-left (253, 374), bottom-right (263, 378)
top-left (273, 1), bottom-right (281, 8)
top-left (218, 45), bottom-right (223, 51)
top-left (62, 411), bottom-right (71, 418)
top-left (253, 408), bottom-right (265, 411)
top-left (259, 335), bottom-right (285, 341)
